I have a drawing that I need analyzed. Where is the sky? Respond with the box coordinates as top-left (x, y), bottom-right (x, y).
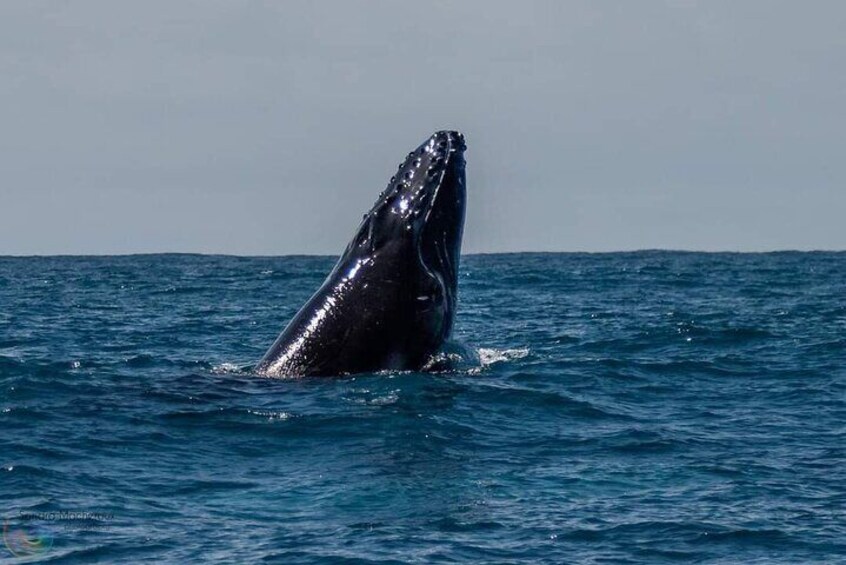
top-left (1, 1), bottom-right (844, 255)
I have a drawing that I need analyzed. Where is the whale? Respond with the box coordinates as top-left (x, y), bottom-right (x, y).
top-left (255, 130), bottom-right (467, 377)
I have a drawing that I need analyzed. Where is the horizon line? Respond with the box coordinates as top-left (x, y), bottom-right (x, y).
top-left (1, 248), bottom-right (844, 259)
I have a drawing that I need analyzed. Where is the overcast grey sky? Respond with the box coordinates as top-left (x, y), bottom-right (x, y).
top-left (1, 1), bottom-right (844, 254)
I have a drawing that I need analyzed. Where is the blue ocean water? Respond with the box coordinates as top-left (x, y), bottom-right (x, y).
top-left (1, 252), bottom-right (844, 563)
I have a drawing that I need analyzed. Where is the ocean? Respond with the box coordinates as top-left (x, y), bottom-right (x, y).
top-left (1, 252), bottom-right (844, 563)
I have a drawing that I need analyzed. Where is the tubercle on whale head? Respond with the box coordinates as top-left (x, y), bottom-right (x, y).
top-left (348, 131), bottom-right (467, 255)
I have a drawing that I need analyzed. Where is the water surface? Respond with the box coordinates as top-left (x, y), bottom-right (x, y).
top-left (1, 252), bottom-right (844, 563)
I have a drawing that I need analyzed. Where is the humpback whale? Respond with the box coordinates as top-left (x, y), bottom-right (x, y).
top-left (255, 130), bottom-right (467, 377)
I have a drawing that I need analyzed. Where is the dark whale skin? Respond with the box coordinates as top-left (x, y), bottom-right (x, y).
top-left (255, 131), bottom-right (466, 377)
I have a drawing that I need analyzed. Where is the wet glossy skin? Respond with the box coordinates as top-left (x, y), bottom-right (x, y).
top-left (255, 131), bottom-right (467, 377)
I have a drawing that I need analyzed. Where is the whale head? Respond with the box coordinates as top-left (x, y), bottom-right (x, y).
top-left (347, 131), bottom-right (465, 265)
top-left (343, 130), bottom-right (467, 338)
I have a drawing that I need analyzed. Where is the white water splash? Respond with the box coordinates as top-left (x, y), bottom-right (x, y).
top-left (425, 343), bottom-right (530, 374)
top-left (247, 409), bottom-right (292, 422)
top-left (211, 362), bottom-right (246, 375)
top-left (478, 347), bottom-right (530, 366)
